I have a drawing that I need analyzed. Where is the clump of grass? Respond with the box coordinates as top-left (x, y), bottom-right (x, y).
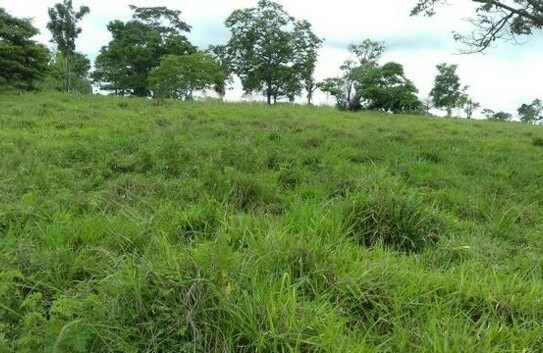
top-left (345, 187), bottom-right (448, 253)
top-left (418, 150), bottom-right (443, 164)
top-left (227, 174), bottom-right (283, 214)
top-left (532, 137), bottom-right (543, 147)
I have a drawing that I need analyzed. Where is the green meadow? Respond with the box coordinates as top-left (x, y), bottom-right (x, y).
top-left (1, 92), bottom-right (543, 352)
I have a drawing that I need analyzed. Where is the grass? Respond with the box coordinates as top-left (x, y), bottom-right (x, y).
top-left (1, 92), bottom-right (543, 352)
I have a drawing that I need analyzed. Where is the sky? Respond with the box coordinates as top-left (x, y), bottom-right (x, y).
top-left (2, 0), bottom-right (542, 116)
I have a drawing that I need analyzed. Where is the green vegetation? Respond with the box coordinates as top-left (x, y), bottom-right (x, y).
top-left (2, 92), bottom-right (543, 352)
top-left (92, 6), bottom-right (195, 96)
top-left (46, 0), bottom-right (90, 93)
top-left (0, 8), bottom-right (49, 91)
top-left (225, 0), bottom-right (322, 105)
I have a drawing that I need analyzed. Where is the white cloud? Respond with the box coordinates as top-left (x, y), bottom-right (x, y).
top-left (1, 0), bottom-right (542, 115)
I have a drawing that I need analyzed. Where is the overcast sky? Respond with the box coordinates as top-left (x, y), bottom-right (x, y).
top-left (2, 0), bottom-right (542, 115)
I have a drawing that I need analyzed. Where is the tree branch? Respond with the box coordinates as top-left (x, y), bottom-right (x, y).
top-left (472, 0), bottom-right (543, 25)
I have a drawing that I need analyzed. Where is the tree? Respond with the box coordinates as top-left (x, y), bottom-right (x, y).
top-left (148, 53), bottom-right (226, 104)
top-left (317, 77), bottom-right (346, 107)
top-left (411, 0), bottom-right (543, 52)
top-left (488, 111), bottom-right (513, 121)
top-left (47, 0), bottom-right (90, 92)
top-left (92, 6), bottom-right (196, 96)
top-left (356, 62), bottom-right (422, 113)
top-left (44, 51), bottom-right (91, 93)
top-left (0, 9), bottom-right (49, 91)
top-left (320, 39), bottom-right (385, 110)
top-left (482, 108), bottom-right (496, 119)
top-left (430, 63), bottom-right (463, 117)
top-left (207, 45), bottom-right (234, 101)
top-left (458, 86), bottom-right (480, 119)
top-left (518, 99), bottom-right (543, 124)
top-left (225, 0), bottom-right (323, 105)
top-left (422, 96), bottom-right (434, 116)
top-left (293, 20), bottom-right (322, 105)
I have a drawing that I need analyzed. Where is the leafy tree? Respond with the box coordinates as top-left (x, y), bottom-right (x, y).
top-left (482, 108), bottom-right (496, 119)
top-left (47, 0), bottom-right (90, 92)
top-left (458, 86), bottom-right (480, 119)
top-left (356, 62), bottom-right (422, 113)
top-left (518, 99), bottom-right (543, 124)
top-left (293, 20), bottom-right (322, 105)
top-left (225, 0), bottom-right (323, 105)
top-left (0, 9), bottom-right (49, 91)
top-left (317, 77), bottom-right (345, 106)
top-left (207, 45), bottom-right (234, 101)
top-left (422, 96), bottom-right (434, 116)
top-left (430, 63), bottom-right (463, 117)
top-left (148, 52), bottom-right (226, 104)
top-left (44, 51), bottom-right (91, 93)
top-left (411, 0), bottom-right (543, 52)
top-left (489, 111), bottom-right (513, 122)
top-left (463, 98), bottom-right (480, 119)
top-left (93, 6), bottom-right (195, 96)
top-left (320, 39), bottom-right (385, 110)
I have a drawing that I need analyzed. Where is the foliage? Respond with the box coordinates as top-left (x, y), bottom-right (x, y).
top-left (320, 39), bottom-right (385, 110)
top-left (148, 52), bottom-right (226, 103)
top-left (43, 51), bottom-right (92, 93)
top-left (47, 0), bottom-right (90, 92)
top-left (488, 111), bottom-right (513, 122)
top-left (206, 45), bottom-right (234, 100)
top-left (225, 0), bottom-right (323, 104)
top-left (482, 108), bottom-right (495, 119)
top-left (321, 41), bottom-right (421, 113)
top-left (2, 92), bottom-right (543, 351)
top-left (411, 0), bottom-right (543, 52)
top-left (430, 63), bottom-right (463, 117)
top-left (356, 62), bottom-right (422, 113)
top-left (0, 9), bottom-right (49, 91)
top-left (518, 99), bottom-right (543, 124)
top-left (92, 6), bottom-right (196, 96)
top-left (456, 86), bottom-right (481, 119)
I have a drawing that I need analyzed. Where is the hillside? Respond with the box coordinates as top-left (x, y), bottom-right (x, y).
top-left (1, 92), bottom-right (543, 352)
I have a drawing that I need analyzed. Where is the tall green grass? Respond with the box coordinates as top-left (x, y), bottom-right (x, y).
top-left (1, 92), bottom-right (543, 352)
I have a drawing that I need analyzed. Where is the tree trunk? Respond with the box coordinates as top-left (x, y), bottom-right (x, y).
top-left (266, 82), bottom-right (272, 105)
top-left (67, 53), bottom-right (72, 92)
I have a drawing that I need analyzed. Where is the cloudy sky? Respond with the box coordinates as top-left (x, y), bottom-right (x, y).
top-left (2, 0), bottom-right (542, 116)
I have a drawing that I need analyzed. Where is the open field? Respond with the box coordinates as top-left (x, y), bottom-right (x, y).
top-left (1, 92), bottom-right (543, 352)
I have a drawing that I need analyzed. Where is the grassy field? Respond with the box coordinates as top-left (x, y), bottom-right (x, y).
top-left (1, 92), bottom-right (543, 352)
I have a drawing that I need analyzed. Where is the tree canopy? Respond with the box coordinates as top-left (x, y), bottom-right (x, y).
top-left (319, 40), bottom-right (420, 112)
top-left (47, 0), bottom-right (90, 92)
top-left (518, 99), bottom-right (543, 124)
top-left (357, 62), bottom-right (421, 113)
top-left (148, 52), bottom-right (226, 103)
top-left (430, 63), bottom-right (463, 117)
top-left (92, 6), bottom-right (196, 96)
top-left (225, 0), bottom-right (323, 104)
top-left (411, 0), bottom-right (543, 51)
top-left (0, 8), bottom-right (49, 91)
top-left (44, 51), bottom-right (92, 93)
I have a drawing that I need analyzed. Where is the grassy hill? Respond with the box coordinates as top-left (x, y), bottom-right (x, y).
top-left (1, 92), bottom-right (543, 352)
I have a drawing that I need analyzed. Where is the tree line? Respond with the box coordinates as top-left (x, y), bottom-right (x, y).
top-left (0, 0), bottom-right (541, 122)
